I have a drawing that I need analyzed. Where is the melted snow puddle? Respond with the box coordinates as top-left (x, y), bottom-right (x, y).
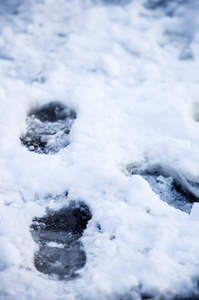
top-left (20, 101), bottom-right (76, 154)
top-left (127, 163), bottom-right (199, 214)
top-left (30, 201), bottom-right (92, 280)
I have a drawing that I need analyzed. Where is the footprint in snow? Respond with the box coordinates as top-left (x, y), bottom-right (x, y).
top-left (20, 101), bottom-right (76, 154)
top-left (30, 201), bottom-right (92, 280)
top-left (127, 163), bottom-right (199, 213)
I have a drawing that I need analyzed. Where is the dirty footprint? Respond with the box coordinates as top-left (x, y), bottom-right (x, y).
top-left (20, 101), bottom-right (76, 154)
top-left (30, 201), bottom-right (92, 280)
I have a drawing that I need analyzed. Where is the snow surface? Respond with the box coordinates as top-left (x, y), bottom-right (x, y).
top-left (0, 0), bottom-right (199, 299)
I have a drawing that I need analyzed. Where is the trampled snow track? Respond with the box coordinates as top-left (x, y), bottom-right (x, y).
top-left (0, 0), bottom-right (199, 299)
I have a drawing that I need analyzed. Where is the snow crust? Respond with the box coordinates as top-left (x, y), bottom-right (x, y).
top-left (0, 0), bottom-right (199, 299)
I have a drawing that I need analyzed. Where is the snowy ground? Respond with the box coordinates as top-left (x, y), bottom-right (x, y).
top-left (0, 0), bottom-right (199, 299)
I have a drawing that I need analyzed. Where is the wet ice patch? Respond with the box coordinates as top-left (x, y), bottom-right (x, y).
top-left (127, 163), bottom-right (198, 213)
top-left (30, 201), bottom-right (92, 280)
top-left (20, 101), bottom-right (76, 154)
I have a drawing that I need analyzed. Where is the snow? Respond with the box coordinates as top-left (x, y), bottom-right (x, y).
top-left (190, 203), bottom-right (199, 221)
top-left (0, 0), bottom-right (199, 299)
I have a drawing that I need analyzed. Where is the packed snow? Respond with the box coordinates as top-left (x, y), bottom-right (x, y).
top-left (0, 0), bottom-right (199, 299)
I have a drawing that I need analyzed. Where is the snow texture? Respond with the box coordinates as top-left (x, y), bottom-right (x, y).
top-left (0, 0), bottom-right (199, 299)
